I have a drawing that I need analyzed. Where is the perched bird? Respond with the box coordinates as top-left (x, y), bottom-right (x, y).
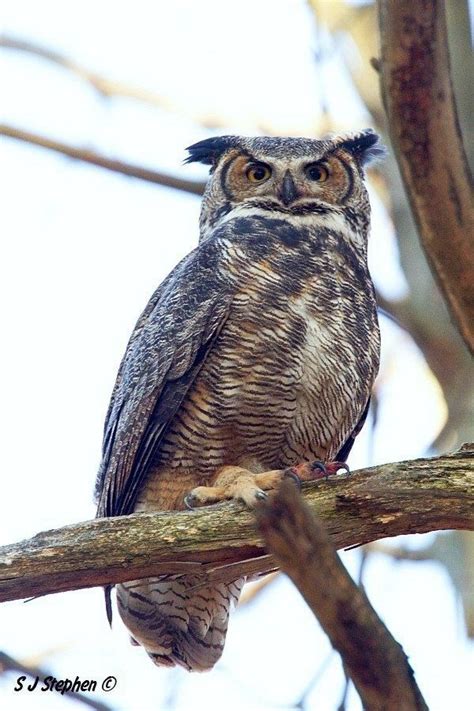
top-left (95, 131), bottom-right (382, 671)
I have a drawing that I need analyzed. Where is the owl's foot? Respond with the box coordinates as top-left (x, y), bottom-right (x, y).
top-left (184, 466), bottom-right (290, 509)
top-left (184, 461), bottom-right (349, 510)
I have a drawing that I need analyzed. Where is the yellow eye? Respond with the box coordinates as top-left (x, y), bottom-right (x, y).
top-left (305, 163), bottom-right (329, 182)
top-left (246, 163), bottom-right (271, 183)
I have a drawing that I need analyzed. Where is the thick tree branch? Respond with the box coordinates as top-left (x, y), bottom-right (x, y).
top-left (0, 124), bottom-right (206, 195)
top-left (0, 448), bottom-right (472, 605)
top-left (256, 481), bottom-right (428, 710)
top-left (377, 0), bottom-right (474, 354)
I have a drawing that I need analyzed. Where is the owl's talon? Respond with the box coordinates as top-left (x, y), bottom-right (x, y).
top-left (310, 460), bottom-right (328, 478)
top-left (325, 461), bottom-right (350, 476)
top-left (184, 494), bottom-right (197, 510)
top-left (283, 468), bottom-right (302, 489)
top-left (289, 459), bottom-right (350, 483)
top-left (255, 490), bottom-right (268, 501)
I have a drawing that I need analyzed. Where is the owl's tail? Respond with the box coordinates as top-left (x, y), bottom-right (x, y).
top-left (116, 575), bottom-right (244, 671)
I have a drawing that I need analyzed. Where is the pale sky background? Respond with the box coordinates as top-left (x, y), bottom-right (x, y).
top-left (0, 1), bottom-right (472, 710)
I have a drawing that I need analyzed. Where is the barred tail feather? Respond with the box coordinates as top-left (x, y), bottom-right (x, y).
top-left (116, 575), bottom-right (244, 672)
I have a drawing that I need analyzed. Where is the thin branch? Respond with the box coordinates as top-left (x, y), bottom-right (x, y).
top-left (0, 651), bottom-right (113, 711)
top-left (294, 650), bottom-right (336, 710)
top-left (0, 34), bottom-right (273, 133)
top-left (375, 292), bottom-right (446, 376)
top-left (368, 530), bottom-right (474, 638)
top-left (376, 288), bottom-right (474, 452)
top-left (0, 34), bottom-right (176, 107)
top-left (377, 0), bottom-right (474, 354)
top-left (256, 481), bottom-right (429, 710)
top-left (0, 448), bottom-right (472, 604)
top-left (0, 124), bottom-right (206, 195)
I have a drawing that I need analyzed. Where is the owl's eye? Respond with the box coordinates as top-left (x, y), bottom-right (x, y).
top-left (246, 163), bottom-right (271, 183)
top-left (305, 163), bottom-right (329, 182)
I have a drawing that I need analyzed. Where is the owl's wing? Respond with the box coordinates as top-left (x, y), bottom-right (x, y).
top-left (336, 398), bottom-right (371, 462)
top-left (95, 240), bottom-right (231, 518)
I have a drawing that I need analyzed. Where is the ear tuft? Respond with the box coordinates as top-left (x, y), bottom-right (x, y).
top-left (184, 136), bottom-right (238, 167)
top-left (338, 129), bottom-right (386, 166)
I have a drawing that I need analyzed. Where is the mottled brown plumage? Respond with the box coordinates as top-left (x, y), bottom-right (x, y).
top-left (95, 131), bottom-right (382, 671)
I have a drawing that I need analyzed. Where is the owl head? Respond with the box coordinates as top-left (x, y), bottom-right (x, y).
top-left (185, 131), bottom-right (383, 243)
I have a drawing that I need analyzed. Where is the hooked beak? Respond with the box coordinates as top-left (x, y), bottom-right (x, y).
top-left (279, 170), bottom-right (299, 206)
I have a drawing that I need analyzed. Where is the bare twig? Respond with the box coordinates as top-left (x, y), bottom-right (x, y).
top-left (256, 481), bottom-right (429, 710)
top-left (0, 34), bottom-right (176, 107)
top-left (376, 288), bottom-right (474, 451)
top-left (0, 124), bottom-right (206, 195)
top-left (367, 530), bottom-right (474, 638)
top-left (0, 34), bottom-right (274, 133)
top-left (377, 0), bottom-right (474, 354)
top-left (0, 448), bottom-right (472, 604)
top-left (294, 651), bottom-right (336, 710)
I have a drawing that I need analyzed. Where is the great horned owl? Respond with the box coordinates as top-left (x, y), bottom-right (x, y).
top-left (95, 131), bottom-right (382, 671)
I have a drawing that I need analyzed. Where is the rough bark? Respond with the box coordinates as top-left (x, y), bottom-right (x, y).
top-left (256, 481), bottom-right (429, 711)
top-left (0, 448), bottom-right (472, 604)
top-left (378, 0), bottom-right (474, 354)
